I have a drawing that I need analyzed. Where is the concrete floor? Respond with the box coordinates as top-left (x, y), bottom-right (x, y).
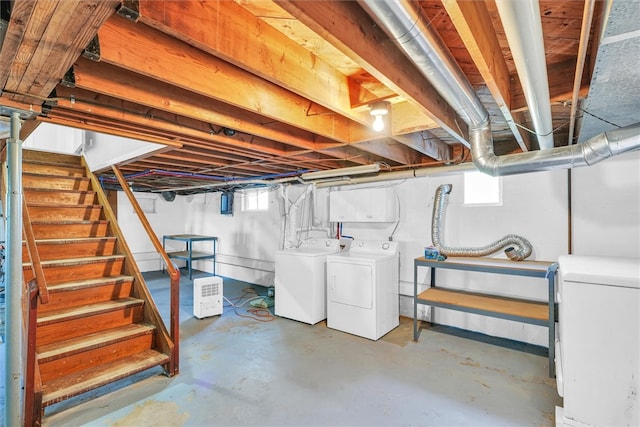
top-left (1, 270), bottom-right (562, 426)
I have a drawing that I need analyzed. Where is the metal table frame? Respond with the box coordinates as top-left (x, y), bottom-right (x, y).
top-left (163, 234), bottom-right (217, 280)
top-left (413, 256), bottom-right (558, 377)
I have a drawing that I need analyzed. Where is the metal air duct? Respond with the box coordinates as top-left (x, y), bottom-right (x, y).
top-left (495, 0), bottom-right (555, 150)
top-left (360, 0), bottom-right (640, 176)
top-left (431, 184), bottom-right (533, 260)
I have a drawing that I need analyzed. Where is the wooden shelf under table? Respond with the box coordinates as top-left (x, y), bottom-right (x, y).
top-left (417, 287), bottom-right (548, 324)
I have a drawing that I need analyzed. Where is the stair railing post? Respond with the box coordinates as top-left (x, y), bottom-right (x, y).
top-left (4, 111), bottom-right (25, 427)
top-left (24, 279), bottom-right (43, 427)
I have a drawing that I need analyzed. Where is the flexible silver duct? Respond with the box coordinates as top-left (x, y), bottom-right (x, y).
top-left (432, 184), bottom-right (533, 261)
top-left (360, 0), bottom-right (640, 175)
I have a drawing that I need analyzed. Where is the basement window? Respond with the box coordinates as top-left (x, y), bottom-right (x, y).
top-left (240, 188), bottom-right (269, 212)
top-left (464, 170), bottom-right (501, 205)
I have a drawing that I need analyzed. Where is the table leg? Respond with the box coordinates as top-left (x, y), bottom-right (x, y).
top-left (413, 261), bottom-right (418, 341)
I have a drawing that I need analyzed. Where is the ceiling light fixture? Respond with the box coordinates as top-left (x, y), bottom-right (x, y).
top-left (301, 163), bottom-right (381, 180)
top-left (369, 101), bottom-right (389, 132)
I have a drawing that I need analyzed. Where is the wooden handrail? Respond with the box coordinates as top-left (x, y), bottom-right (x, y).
top-left (24, 279), bottom-right (43, 427)
top-left (111, 166), bottom-right (179, 279)
top-left (111, 165), bottom-right (180, 375)
top-left (22, 198), bottom-right (49, 304)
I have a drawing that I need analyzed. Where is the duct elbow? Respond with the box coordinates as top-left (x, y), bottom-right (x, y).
top-left (472, 154), bottom-right (501, 177)
top-left (470, 120), bottom-right (502, 176)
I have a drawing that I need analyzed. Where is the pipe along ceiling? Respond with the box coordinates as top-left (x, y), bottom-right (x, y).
top-left (360, 0), bottom-right (640, 177)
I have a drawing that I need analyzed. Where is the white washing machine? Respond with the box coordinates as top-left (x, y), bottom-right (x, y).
top-left (326, 240), bottom-right (399, 340)
top-left (274, 238), bottom-right (347, 325)
top-left (555, 255), bottom-right (640, 427)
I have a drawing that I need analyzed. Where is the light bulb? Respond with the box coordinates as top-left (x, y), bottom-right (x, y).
top-left (372, 114), bottom-right (385, 132)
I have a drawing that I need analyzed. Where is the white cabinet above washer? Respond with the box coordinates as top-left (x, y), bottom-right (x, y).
top-left (329, 187), bottom-right (397, 222)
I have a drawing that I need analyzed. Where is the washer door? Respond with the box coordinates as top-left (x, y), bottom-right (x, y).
top-left (328, 260), bottom-right (373, 309)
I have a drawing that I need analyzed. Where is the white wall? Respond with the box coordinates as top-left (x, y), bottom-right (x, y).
top-left (572, 150), bottom-right (640, 257)
top-left (23, 123), bottom-right (83, 154)
top-left (116, 192), bottom-right (193, 272)
top-left (116, 151), bottom-right (640, 346)
top-left (187, 188), bottom-right (284, 286)
top-left (83, 131), bottom-right (163, 172)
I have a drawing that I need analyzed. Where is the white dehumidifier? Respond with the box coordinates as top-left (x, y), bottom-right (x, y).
top-left (193, 276), bottom-right (223, 319)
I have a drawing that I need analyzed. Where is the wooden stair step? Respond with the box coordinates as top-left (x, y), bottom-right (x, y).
top-left (24, 188), bottom-right (97, 205)
top-left (37, 324), bottom-right (157, 382)
top-left (23, 150), bottom-right (82, 166)
top-left (26, 203), bottom-right (102, 221)
top-left (23, 173), bottom-right (90, 191)
top-left (24, 254), bottom-right (125, 285)
top-left (38, 323), bottom-right (156, 363)
top-left (42, 349), bottom-right (169, 407)
top-left (46, 275), bottom-right (134, 293)
top-left (23, 237), bottom-right (118, 261)
top-left (38, 275), bottom-right (134, 313)
top-left (26, 204), bottom-right (103, 221)
top-left (38, 254), bottom-right (125, 268)
top-left (38, 297), bottom-right (143, 327)
top-left (23, 161), bottom-right (86, 177)
top-left (30, 220), bottom-right (110, 239)
top-left (36, 298), bottom-right (145, 346)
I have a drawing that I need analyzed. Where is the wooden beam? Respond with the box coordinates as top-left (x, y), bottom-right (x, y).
top-left (96, 15), bottom-right (373, 143)
top-left (392, 132), bottom-right (453, 162)
top-left (70, 59), bottom-right (391, 166)
top-left (51, 89), bottom-right (353, 171)
top-left (276, 0), bottom-right (469, 145)
top-left (137, 0), bottom-right (373, 127)
top-left (3, 1), bottom-right (118, 104)
top-left (37, 114), bottom-right (184, 148)
top-left (0, 0), bottom-right (38, 89)
top-left (511, 59), bottom-right (589, 111)
top-left (442, 0), bottom-right (528, 151)
top-left (72, 58), bottom-right (345, 152)
top-left (53, 86), bottom-right (302, 158)
top-left (391, 101), bottom-right (439, 135)
top-left (351, 138), bottom-right (432, 165)
top-left (16, 1), bottom-right (118, 96)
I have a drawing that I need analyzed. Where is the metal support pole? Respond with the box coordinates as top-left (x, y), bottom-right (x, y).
top-left (4, 111), bottom-right (24, 427)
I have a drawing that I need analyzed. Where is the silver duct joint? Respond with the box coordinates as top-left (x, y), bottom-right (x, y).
top-left (431, 184), bottom-right (533, 261)
top-left (473, 121), bottom-right (640, 176)
top-left (363, 0), bottom-right (640, 176)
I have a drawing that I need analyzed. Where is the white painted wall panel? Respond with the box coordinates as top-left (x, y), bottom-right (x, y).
top-left (23, 122), bottom-right (83, 154)
top-left (572, 150), bottom-right (640, 257)
top-left (117, 192), bottom-right (190, 272)
top-left (111, 155), bottom-right (638, 346)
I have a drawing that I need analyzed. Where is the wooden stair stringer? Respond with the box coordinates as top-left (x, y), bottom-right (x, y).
top-left (82, 157), bottom-right (176, 374)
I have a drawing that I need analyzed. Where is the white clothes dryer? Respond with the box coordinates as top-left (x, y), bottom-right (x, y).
top-left (274, 238), bottom-right (347, 325)
top-left (326, 240), bottom-right (399, 340)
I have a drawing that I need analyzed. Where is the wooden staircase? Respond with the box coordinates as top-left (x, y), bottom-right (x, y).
top-left (17, 149), bottom-right (176, 419)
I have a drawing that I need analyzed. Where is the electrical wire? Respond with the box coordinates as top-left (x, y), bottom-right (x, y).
top-left (576, 107), bottom-right (623, 128)
top-left (223, 287), bottom-right (275, 322)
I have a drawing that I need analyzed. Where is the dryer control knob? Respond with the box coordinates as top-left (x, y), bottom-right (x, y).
top-left (382, 242), bottom-right (390, 250)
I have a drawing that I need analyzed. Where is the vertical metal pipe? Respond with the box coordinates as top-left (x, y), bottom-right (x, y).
top-left (4, 111), bottom-right (24, 427)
